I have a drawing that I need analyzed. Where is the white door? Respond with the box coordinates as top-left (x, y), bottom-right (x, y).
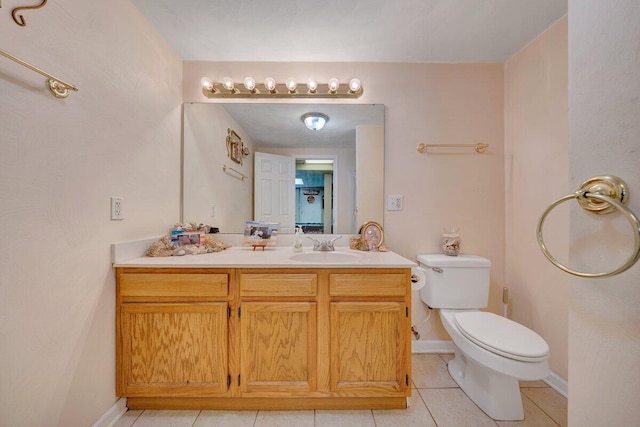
top-left (254, 152), bottom-right (295, 234)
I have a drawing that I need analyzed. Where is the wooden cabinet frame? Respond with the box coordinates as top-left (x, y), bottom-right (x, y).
top-left (116, 267), bottom-right (411, 410)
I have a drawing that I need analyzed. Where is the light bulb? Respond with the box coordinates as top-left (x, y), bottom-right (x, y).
top-left (349, 78), bottom-right (361, 93)
top-left (328, 78), bottom-right (340, 93)
top-left (200, 76), bottom-right (214, 90)
top-left (307, 79), bottom-right (318, 93)
top-left (243, 77), bottom-right (256, 91)
top-left (222, 77), bottom-right (235, 91)
top-left (286, 78), bottom-right (297, 92)
top-left (264, 77), bottom-right (276, 92)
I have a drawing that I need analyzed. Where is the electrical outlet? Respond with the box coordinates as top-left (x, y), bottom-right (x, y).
top-left (111, 197), bottom-right (124, 220)
top-left (210, 204), bottom-right (216, 217)
top-left (387, 195), bottom-right (403, 211)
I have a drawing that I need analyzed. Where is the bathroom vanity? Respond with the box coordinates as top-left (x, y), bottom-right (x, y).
top-left (114, 247), bottom-right (414, 410)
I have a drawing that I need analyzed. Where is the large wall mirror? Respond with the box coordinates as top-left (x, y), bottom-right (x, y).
top-left (182, 103), bottom-right (384, 234)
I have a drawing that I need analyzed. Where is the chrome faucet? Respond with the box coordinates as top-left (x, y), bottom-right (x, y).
top-left (307, 235), bottom-right (342, 251)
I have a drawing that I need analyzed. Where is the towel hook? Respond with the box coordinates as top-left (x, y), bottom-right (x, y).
top-left (537, 175), bottom-right (640, 278)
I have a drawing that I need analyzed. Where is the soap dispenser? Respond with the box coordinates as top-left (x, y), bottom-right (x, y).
top-left (293, 227), bottom-right (304, 252)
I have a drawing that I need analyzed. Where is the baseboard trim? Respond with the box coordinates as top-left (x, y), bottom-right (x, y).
top-left (92, 398), bottom-right (127, 427)
top-left (411, 340), bottom-right (456, 353)
top-left (544, 371), bottom-right (568, 398)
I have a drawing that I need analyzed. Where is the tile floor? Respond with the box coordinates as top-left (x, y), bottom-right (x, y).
top-left (114, 354), bottom-right (567, 427)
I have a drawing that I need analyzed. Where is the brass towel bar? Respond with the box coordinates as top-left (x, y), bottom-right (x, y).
top-left (417, 143), bottom-right (489, 154)
top-left (223, 165), bottom-right (248, 181)
top-left (0, 48), bottom-right (78, 98)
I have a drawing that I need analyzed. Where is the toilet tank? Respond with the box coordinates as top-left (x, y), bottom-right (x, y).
top-left (417, 254), bottom-right (491, 309)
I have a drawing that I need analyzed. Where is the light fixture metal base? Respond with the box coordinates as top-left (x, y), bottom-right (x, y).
top-left (202, 83), bottom-right (362, 99)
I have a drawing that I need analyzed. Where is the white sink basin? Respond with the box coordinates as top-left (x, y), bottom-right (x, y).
top-left (290, 251), bottom-right (362, 264)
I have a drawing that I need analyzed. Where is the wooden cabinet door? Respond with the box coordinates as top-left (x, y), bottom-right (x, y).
top-left (121, 303), bottom-right (228, 396)
top-left (239, 302), bottom-right (317, 396)
top-left (330, 302), bottom-right (409, 396)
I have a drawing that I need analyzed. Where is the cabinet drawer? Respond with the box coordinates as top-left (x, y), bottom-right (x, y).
top-left (240, 274), bottom-right (317, 297)
top-left (330, 274), bottom-right (407, 297)
top-left (120, 273), bottom-right (228, 298)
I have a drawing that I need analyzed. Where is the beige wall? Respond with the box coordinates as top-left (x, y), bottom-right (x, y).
top-left (183, 103), bottom-right (256, 232)
top-left (0, 6), bottom-right (576, 426)
top-left (0, 1), bottom-right (182, 426)
top-left (356, 125), bottom-right (384, 227)
top-left (184, 62), bottom-right (506, 340)
top-left (569, 2), bottom-right (640, 424)
top-left (504, 17), bottom-right (569, 379)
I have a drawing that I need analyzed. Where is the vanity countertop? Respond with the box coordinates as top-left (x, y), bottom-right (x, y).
top-left (113, 246), bottom-right (416, 268)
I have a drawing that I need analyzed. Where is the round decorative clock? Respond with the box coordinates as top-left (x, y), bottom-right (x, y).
top-left (359, 221), bottom-right (384, 250)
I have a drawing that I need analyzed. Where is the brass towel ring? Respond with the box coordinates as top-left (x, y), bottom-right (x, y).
top-left (537, 175), bottom-right (640, 278)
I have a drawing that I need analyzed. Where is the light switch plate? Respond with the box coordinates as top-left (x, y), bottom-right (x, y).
top-left (387, 195), bottom-right (403, 211)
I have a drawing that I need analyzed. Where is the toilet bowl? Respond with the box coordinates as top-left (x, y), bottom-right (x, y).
top-left (417, 254), bottom-right (550, 421)
top-left (440, 309), bottom-right (549, 420)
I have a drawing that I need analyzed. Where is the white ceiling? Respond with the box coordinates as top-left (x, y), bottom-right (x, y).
top-left (131, 0), bottom-right (567, 63)
top-left (221, 104), bottom-right (384, 148)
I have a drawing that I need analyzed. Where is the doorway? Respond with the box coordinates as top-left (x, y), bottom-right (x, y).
top-left (295, 158), bottom-right (335, 233)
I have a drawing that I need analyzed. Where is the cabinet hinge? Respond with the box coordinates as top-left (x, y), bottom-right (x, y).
top-left (227, 375), bottom-right (231, 387)
top-left (238, 374), bottom-right (241, 386)
top-left (406, 307), bottom-right (409, 318)
top-left (238, 307), bottom-right (241, 318)
top-left (227, 306), bottom-right (231, 319)
top-left (406, 374), bottom-right (409, 386)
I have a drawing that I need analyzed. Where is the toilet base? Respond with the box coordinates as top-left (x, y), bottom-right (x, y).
top-left (447, 350), bottom-right (524, 421)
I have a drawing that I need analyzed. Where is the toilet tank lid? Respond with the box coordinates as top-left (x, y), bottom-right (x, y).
top-left (417, 254), bottom-right (491, 268)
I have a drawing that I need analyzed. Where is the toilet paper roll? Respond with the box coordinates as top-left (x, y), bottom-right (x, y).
top-left (411, 267), bottom-right (427, 291)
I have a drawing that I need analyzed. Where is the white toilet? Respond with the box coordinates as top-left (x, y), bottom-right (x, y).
top-left (417, 254), bottom-right (550, 421)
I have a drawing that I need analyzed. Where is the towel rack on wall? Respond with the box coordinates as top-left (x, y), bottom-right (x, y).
top-left (537, 175), bottom-right (640, 278)
top-left (417, 143), bottom-right (489, 154)
top-left (223, 164), bottom-right (248, 181)
top-left (0, 48), bottom-right (78, 98)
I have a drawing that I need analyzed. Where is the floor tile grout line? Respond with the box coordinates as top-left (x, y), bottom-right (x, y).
top-left (520, 389), bottom-right (563, 426)
top-left (129, 409), bottom-right (144, 426)
top-left (415, 387), bottom-right (441, 426)
top-left (189, 409), bottom-right (202, 427)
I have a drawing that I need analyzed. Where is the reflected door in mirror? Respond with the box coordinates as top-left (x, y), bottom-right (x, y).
top-left (254, 152), bottom-right (296, 234)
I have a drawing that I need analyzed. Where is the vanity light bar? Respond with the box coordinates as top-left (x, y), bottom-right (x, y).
top-left (200, 76), bottom-right (363, 99)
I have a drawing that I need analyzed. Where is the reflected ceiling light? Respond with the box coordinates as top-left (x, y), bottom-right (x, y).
top-left (295, 178), bottom-right (304, 185)
top-left (305, 159), bottom-right (334, 164)
top-left (301, 113), bottom-right (329, 131)
top-left (200, 76), bottom-right (363, 98)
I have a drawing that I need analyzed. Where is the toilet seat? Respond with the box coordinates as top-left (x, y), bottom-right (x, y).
top-left (454, 312), bottom-right (549, 362)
